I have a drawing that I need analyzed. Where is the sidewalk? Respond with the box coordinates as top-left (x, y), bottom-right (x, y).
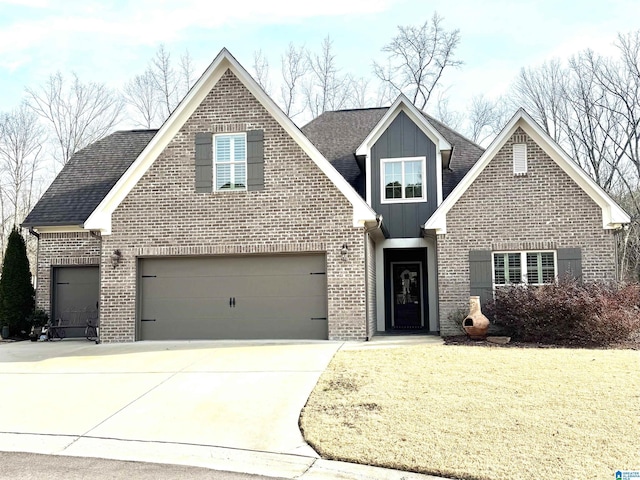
top-left (0, 432), bottom-right (445, 479)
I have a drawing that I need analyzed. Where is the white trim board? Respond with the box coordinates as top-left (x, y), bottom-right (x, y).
top-left (84, 48), bottom-right (376, 234)
top-left (375, 237), bottom-right (438, 333)
top-left (358, 95), bottom-right (450, 208)
top-left (424, 108), bottom-right (631, 233)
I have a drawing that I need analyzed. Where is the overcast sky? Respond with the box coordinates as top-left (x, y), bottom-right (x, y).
top-left (1, 0), bottom-right (639, 122)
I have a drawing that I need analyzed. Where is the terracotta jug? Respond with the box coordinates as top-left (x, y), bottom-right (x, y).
top-left (462, 296), bottom-right (490, 339)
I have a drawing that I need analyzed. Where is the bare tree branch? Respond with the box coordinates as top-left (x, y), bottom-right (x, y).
top-left (124, 68), bottom-right (159, 128)
top-left (0, 103), bottom-right (45, 243)
top-left (252, 49), bottom-right (271, 94)
top-left (279, 43), bottom-right (309, 118)
top-left (373, 12), bottom-right (462, 109)
top-left (304, 36), bottom-right (351, 118)
top-left (150, 44), bottom-right (179, 118)
top-left (25, 72), bottom-right (122, 167)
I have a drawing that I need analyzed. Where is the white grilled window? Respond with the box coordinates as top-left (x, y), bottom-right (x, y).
top-left (381, 156), bottom-right (426, 203)
top-left (513, 143), bottom-right (527, 175)
top-left (214, 133), bottom-right (246, 191)
top-left (493, 251), bottom-right (556, 287)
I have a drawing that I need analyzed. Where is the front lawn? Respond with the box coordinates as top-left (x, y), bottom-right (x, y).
top-left (300, 344), bottom-right (639, 480)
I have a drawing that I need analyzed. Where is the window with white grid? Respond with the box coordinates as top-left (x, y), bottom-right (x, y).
top-left (493, 251), bottom-right (556, 286)
top-left (214, 133), bottom-right (246, 191)
top-left (381, 156), bottom-right (426, 203)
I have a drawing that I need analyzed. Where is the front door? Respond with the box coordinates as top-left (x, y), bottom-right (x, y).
top-left (391, 262), bottom-right (423, 328)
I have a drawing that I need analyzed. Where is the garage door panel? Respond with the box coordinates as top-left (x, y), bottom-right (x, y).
top-left (140, 297), bottom-right (231, 320)
top-left (141, 277), bottom-right (232, 299)
top-left (53, 266), bottom-right (99, 338)
top-left (139, 254), bottom-right (327, 340)
top-left (141, 256), bottom-right (325, 277)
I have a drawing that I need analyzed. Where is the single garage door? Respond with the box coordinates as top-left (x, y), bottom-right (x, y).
top-left (52, 266), bottom-right (100, 338)
top-left (138, 254), bottom-right (328, 340)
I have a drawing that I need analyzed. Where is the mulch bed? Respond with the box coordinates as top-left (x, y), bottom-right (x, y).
top-left (444, 334), bottom-right (640, 350)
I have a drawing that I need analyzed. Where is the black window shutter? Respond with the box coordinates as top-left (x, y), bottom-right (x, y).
top-left (195, 132), bottom-right (213, 193)
top-left (469, 250), bottom-right (493, 306)
top-left (247, 130), bottom-right (264, 191)
top-left (557, 248), bottom-right (582, 282)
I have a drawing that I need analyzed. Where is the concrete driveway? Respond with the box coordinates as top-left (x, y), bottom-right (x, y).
top-left (0, 339), bottom-right (342, 476)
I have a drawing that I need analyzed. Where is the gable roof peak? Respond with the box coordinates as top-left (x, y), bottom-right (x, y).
top-left (355, 94), bottom-right (452, 156)
top-left (424, 107), bottom-right (631, 233)
top-left (79, 47), bottom-right (375, 234)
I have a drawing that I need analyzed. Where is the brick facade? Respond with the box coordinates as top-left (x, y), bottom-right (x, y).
top-left (35, 232), bottom-right (101, 313)
top-left (437, 127), bottom-right (617, 336)
top-left (96, 69), bottom-right (368, 342)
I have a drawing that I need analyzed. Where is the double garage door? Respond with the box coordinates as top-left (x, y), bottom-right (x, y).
top-left (138, 254), bottom-right (328, 340)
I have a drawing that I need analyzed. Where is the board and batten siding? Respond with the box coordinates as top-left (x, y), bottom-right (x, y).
top-left (371, 111), bottom-right (438, 238)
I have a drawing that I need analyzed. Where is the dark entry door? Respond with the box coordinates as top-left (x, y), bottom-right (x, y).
top-left (391, 262), bottom-right (423, 328)
top-left (53, 266), bottom-right (100, 337)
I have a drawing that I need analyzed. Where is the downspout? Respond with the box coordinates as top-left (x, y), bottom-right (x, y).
top-left (26, 227), bottom-right (41, 316)
top-left (89, 230), bottom-right (103, 344)
top-left (363, 215), bottom-right (383, 341)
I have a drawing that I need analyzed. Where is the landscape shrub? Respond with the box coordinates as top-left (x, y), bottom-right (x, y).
top-left (0, 228), bottom-right (35, 337)
top-left (484, 278), bottom-right (640, 346)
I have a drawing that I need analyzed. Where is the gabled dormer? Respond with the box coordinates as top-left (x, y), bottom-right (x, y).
top-left (355, 95), bottom-right (452, 238)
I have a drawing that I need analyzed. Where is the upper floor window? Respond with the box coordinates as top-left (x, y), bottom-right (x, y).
top-left (381, 156), bottom-right (426, 203)
top-left (215, 133), bottom-right (246, 191)
top-left (493, 251), bottom-right (556, 286)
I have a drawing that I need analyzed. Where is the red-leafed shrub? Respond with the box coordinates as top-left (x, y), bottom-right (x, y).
top-left (484, 278), bottom-right (640, 346)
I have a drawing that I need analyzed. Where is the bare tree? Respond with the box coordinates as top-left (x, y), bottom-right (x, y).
top-left (25, 72), bottom-right (122, 167)
top-left (304, 36), bottom-right (351, 118)
top-left (252, 49), bottom-right (271, 93)
top-left (279, 43), bottom-right (309, 118)
top-left (349, 77), bottom-right (371, 109)
top-left (0, 104), bottom-right (45, 255)
top-left (124, 69), bottom-right (160, 128)
top-left (179, 49), bottom-right (196, 97)
top-left (466, 94), bottom-right (509, 145)
top-left (432, 93), bottom-right (463, 131)
top-left (150, 44), bottom-right (179, 118)
top-left (125, 45), bottom-right (196, 126)
top-left (511, 59), bottom-right (567, 142)
top-left (373, 13), bottom-right (462, 109)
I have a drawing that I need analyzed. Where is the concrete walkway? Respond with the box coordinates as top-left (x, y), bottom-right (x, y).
top-left (0, 338), bottom-right (444, 479)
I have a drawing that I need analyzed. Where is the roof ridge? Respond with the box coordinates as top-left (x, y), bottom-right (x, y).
top-left (324, 106), bottom-right (389, 114)
top-left (114, 129), bottom-right (159, 134)
top-left (420, 111), bottom-right (485, 151)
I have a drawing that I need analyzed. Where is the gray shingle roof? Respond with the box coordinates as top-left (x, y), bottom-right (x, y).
top-left (22, 130), bottom-right (157, 228)
top-left (24, 107), bottom-right (483, 229)
top-left (302, 107), bottom-right (484, 199)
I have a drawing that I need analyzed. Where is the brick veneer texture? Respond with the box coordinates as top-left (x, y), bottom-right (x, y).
top-left (437, 127), bottom-right (617, 336)
top-left (35, 232), bottom-right (101, 313)
top-left (97, 69), bottom-right (368, 342)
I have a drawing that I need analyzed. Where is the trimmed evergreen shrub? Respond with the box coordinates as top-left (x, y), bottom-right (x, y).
top-left (0, 228), bottom-right (35, 337)
top-left (484, 278), bottom-right (640, 346)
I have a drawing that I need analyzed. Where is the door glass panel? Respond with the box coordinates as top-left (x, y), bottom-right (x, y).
top-left (391, 263), bottom-right (423, 328)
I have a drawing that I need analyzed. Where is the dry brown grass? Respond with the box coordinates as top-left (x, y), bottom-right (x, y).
top-left (300, 344), bottom-right (640, 480)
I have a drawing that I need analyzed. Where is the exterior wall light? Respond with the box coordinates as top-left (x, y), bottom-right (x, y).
top-left (341, 243), bottom-right (349, 260)
top-left (110, 249), bottom-right (122, 268)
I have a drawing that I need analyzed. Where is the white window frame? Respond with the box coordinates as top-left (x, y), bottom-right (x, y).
top-left (214, 132), bottom-right (247, 192)
top-left (513, 143), bottom-right (527, 176)
top-left (380, 156), bottom-right (427, 204)
top-left (492, 250), bottom-right (557, 287)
